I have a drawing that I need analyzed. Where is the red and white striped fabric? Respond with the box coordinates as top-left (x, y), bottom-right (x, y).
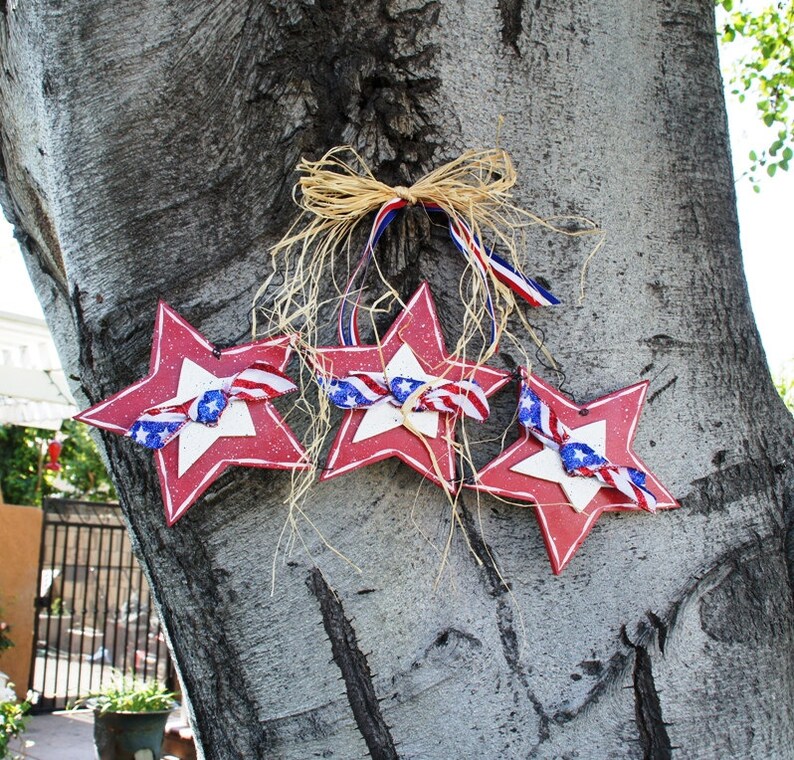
top-left (227, 361), bottom-right (297, 401)
top-left (393, 376), bottom-right (490, 423)
top-left (321, 371), bottom-right (491, 422)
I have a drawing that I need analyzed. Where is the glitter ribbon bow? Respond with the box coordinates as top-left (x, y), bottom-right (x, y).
top-left (518, 382), bottom-right (657, 511)
top-left (128, 361), bottom-right (297, 450)
top-left (321, 372), bottom-right (491, 422)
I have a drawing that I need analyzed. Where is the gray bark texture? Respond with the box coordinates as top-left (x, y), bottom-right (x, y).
top-left (2, 1), bottom-right (793, 757)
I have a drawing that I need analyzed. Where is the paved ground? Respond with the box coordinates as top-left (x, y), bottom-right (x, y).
top-left (9, 710), bottom-right (94, 760)
top-left (9, 710), bottom-right (187, 759)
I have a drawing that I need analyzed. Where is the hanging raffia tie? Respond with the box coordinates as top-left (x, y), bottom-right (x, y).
top-left (258, 145), bottom-right (602, 357)
top-left (517, 380), bottom-right (658, 512)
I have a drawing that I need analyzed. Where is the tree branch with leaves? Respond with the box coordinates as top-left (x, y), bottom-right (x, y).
top-left (718, 0), bottom-right (794, 188)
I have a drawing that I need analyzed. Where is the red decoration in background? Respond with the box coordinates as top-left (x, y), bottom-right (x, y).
top-left (469, 372), bottom-right (678, 574)
top-left (314, 283), bottom-right (510, 490)
top-left (44, 440), bottom-right (62, 472)
top-left (75, 303), bottom-right (309, 525)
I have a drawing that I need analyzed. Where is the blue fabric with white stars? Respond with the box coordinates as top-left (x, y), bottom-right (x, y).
top-left (194, 389), bottom-right (227, 424)
top-left (389, 377), bottom-right (426, 404)
top-left (128, 420), bottom-right (183, 450)
top-left (318, 377), bottom-right (378, 409)
top-left (517, 385), bottom-right (543, 429)
top-left (559, 441), bottom-right (608, 471)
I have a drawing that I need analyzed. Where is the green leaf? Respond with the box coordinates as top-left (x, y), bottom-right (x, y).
top-left (718, 1), bottom-right (794, 187)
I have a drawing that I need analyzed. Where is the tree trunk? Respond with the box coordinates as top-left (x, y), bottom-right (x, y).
top-left (2, 1), bottom-right (793, 757)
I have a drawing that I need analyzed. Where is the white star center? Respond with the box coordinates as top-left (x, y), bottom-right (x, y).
top-left (353, 343), bottom-right (440, 443)
top-left (511, 420), bottom-right (607, 512)
top-left (159, 359), bottom-right (256, 476)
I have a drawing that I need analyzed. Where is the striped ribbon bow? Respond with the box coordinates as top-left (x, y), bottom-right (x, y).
top-left (339, 198), bottom-right (559, 347)
top-left (127, 361), bottom-right (297, 450)
top-left (321, 372), bottom-right (491, 422)
top-left (518, 382), bottom-right (657, 511)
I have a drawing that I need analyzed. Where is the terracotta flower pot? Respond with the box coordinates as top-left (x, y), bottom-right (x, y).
top-left (93, 709), bottom-right (170, 760)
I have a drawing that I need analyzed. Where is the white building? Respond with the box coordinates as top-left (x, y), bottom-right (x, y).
top-left (0, 311), bottom-right (76, 431)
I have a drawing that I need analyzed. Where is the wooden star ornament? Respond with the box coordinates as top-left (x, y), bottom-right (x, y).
top-left (313, 282), bottom-right (511, 490)
top-left (469, 371), bottom-right (678, 573)
top-left (75, 303), bottom-right (309, 525)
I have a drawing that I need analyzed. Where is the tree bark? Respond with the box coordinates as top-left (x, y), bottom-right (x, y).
top-left (2, 1), bottom-right (793, 757)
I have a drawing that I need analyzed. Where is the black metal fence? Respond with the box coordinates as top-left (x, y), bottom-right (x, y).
top-left (29, 499), bottom-right (171, 712)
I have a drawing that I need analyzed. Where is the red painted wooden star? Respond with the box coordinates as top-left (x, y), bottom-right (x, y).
top-left (313, 282), bottom-right (511, 490)
top-left (469, 371), bottom-right (678, 573)
top-left (75, 303), bottom-right (309, 525)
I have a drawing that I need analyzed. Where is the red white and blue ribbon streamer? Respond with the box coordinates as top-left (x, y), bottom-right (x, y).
top-left (338, 198), bottom-right (559, 347)
top-left (128, 361), bottom-right (297, 450)
top-left (517, 381), bottom-right (657, 511)
top-left (338, 198), bottom-right (404, 347)
top-left (320, 372), bottom-right (491, 422)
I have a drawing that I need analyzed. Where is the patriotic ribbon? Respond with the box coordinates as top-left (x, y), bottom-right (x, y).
top-left (517, 382), bottom-right (657, 511)
top-left (320, 372), bottom-right (491, 422)
top-left (127, 361), bottom-right (297, 450)
top-left (338, 198), bottom-right (559, 347)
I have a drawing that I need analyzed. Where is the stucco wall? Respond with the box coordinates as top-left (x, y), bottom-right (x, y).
top-left (0, 503), bottom-right (42, 700)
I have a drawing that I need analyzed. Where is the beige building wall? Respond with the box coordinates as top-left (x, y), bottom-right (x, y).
top-left (0, 503), bottom-right (42, 700)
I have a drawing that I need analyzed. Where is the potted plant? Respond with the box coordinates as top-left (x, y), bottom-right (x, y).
top-left (39, 597), bottom-right (74, 651)
top-left (76, 672), bottom-right (177, 760)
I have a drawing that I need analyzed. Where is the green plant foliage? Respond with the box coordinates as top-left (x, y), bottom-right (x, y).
top-left (0, 420), bottom-right (116, 506)
top-left (0, 688), bottom-right (29, 760)
top-left (75, 672), bottom-right (176, 715)
top-left (0, 425), bottom-right (53, 506)
top-left (48, 598), bottom-right (71, 617)
top-left (57, 420), bottom-right (117, 502)
top-left (717, 1), bottom-right (794, 189)
top-left (774, 361), bottom-right (794, 411)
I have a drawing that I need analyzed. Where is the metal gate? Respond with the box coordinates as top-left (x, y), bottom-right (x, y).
top-left (29, 498), bottom-right (171, 712)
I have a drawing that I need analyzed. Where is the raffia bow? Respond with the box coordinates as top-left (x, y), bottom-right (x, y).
top-left (296, 146), bottom-right (518, 224)
top-left (257, 146), bottom-right (602, 363)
